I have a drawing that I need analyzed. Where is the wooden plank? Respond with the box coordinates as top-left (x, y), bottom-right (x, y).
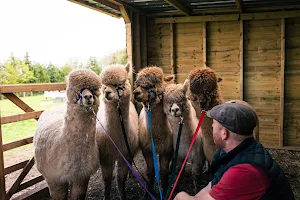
top-left (164, 0), bottom-right (191, 16)
top-left (280, 18), bottom-right (285, 147)
top-left (155, 11), bottom-right (300, 24)
top-left (68, 0), bottom-right (121, 18)
top-left (6, 158), bottom-right (35, 199)
top-left (170, 23), bottom-right (176, 81)
top-left (141, 16), bottom-right (148, 68)
top-left (203, 22), bottom-right (207, 67)
top-left (1, 111), bottom-right (43, 125)
top-left (16, 176), bottom-right (44, 193)
top-left (235, 0), bottom-right (243, 13)
top-left (119, 5), bottom-right (130, 23)
top-left (4, 160), bottom-right (29, 175)
top-left (240, 20), bottom-right (244, 100)
top-left (2, 93), bottom-right (35, 113)
top-left (134, 13), bottom-right (141, 72)
top-left (264, 144), bottom-right (300, 151)
top-left (0, 83), bottom-right (65, 93)
top-left (11, 181), bottom-right (49, 200)
top-left (3, 137), bottom-right (33, 152)
top-left (107, 0), bottom-right (144, 14)
top-left (0, 115), bottom-right (6, 200)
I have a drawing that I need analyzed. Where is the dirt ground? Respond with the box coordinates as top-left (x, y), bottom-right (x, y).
top-left (5, 148), bottom-right (300, 200)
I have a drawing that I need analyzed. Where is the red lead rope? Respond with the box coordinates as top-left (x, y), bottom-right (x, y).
top-left (168, 111), bottom-right (206, 200)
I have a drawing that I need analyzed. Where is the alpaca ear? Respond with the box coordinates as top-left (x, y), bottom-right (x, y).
top-left (217, 77), bottom-right (223, 82)
top-left (164, 75), bottom-right (175, 83)
top-left (183, 79), bottom-right (189, 94)
top-left (125, 62), bottom-right (131, 74)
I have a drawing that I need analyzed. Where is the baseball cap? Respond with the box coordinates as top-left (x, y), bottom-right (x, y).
top-left (207, 102), bottom-right (257, 135)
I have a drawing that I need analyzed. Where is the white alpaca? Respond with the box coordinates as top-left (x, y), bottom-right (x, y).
top-left (34, 69), bottom-right (101, 200)
top-left (96, 63), bottom-right (139, 200)
top-left (163, 81), bottom-right (205, 192)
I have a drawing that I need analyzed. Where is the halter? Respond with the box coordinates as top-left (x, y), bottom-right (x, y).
top-left (69, 87), bottom-right (96, 110)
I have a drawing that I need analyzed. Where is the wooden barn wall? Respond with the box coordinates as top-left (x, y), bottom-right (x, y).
top-left (284, 17), bottom-right (300, 146)
top-left (244, 19), bottom-right (281, 146)
top-left (144, 15), bottom-right (300, 148)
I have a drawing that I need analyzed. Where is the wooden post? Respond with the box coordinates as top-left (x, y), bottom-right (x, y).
top-left (141, 15), bottom-right (148, 68)
top-left (279, 18), bottom-right (285, 147)
top-left (170, 23), bottom-right (176, 81)
top-left (240, 20), bottom-right (244, 100)
top-left (203, 22), bottom-right (207, 67)
top-left (0, 113), bottom-right (6, 200)
top-left (133, 12), bottom-right (141, 73)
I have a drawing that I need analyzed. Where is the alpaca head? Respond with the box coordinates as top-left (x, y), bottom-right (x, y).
top-left (163, 81), bottom-right (189, 117)
top-left (187, 67), bottom-right (222, 111)
top-left (100, 62), bottom-right (132, 102)
top-left (66, 69), bottom-right (101, 108)
top-left (133, 66), bottom-right (174, 105)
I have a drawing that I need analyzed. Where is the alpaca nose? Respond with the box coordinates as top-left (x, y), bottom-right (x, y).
top-left (133, 90), bottom-right (141, 97)
top-left (200, 101), bottom-right (205, 108)
top-left (172, 107), bottom-right (179, 113)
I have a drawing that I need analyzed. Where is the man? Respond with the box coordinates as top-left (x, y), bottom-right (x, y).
top-left (174, 102), bottom-right (294, 200)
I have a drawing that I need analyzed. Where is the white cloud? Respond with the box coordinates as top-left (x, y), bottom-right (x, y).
top-left (0, 0), bottom-right (126, 66)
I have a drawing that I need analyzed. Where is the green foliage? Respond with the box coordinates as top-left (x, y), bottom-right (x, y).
top-left (47, 63), bottom-right (65, 83)
top-left (85, 56), bottom-right (102, 75)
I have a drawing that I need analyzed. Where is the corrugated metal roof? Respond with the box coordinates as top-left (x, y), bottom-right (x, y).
top-left (70, 0), bottom-right (300, 17)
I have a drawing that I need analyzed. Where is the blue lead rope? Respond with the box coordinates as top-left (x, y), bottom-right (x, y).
top-left (147, 106), bottom-right (163, 200)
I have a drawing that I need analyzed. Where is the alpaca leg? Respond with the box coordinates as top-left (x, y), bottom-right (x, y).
top-left (142, 149), bottom-right (155, 191)
top-left (101, 158), bottom-right (114, 200)
top-left (159, 153), bottom-right (172, 195)
top-left (47, 180), bottom-right (68, 200)
top-left (117, 159), bottom-right (129, 200)
top-left (70, 177), bottom-right (90, 200)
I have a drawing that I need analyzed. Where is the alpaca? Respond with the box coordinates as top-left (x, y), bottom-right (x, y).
top-left (133, 66), bottom-right (174, 194)
top-left (163, 80), bottom-right (205, 192)
top-left (96, 63), bottom-right (139, 200)
top-left (34, 69), bottom-right (101, 200)
top-left (186, 67), bottom-right (224, 165)
top-left (226, 99), bottom-right (260, 141)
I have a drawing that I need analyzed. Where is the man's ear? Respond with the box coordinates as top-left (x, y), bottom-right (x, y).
top-left (223, 129), bottom-right (230, 140)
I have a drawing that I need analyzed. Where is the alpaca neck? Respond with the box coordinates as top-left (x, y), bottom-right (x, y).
top-left (144, 100), bottom-right (166, 121)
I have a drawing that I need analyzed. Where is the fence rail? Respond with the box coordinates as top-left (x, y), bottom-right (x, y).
top-left (0, 83), bottom-right (66, 200)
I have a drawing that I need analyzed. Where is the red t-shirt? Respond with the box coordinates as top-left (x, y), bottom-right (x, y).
top-left (209, 164), bottom-right (270, 200)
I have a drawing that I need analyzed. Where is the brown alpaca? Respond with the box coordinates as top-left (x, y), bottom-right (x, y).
top-left (226, 100), bottom-right (260, 141)
top-left (96, 63), bottom-right (139, 200)
top-left (163, 80), bottom-right (205, 192)
top-left (186, 67), bottom-right (224, 165)
top-left (133, 66), bottom-right (174, 194)
top-left (34, 69), bottom-right (101, 200)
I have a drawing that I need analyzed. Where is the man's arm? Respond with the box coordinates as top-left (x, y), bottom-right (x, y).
top-left (174, 182), bottom-right (214, 200)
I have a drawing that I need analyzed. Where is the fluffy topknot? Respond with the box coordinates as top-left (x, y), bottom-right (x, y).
top-left (100, 64), bottom-right (129, 86)
top-left (188, 67), bottom-right (218, 95)
top-left (164, 84), bottom-right (186, 105)
top-left (135, 66), bottom-right (164, 87)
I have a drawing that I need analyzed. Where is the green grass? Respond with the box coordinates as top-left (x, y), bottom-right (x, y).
top-left (1, 95), bottom-right (64, 156)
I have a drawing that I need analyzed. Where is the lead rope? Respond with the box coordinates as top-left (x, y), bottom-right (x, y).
top-left (167, 111), bottom-right (206, 200)
top-left (164, 116), bottom-right (184, 200)
top-left (147, 91), bottom-right (163, 200)
top-left (91, 108), bottom-right (156, 200)
top-left (116, 90), bottom-right (149, 185)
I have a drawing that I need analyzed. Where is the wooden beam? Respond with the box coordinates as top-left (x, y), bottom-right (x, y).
top-left (93, 0), bottom-right (120, 11)
top-left (240, 20), bottom-right (244, 101)
top-left (2, 93), bottom-right (35, 114)
top-left (120, 5), bottom-right (131, 23)
top-left (68, 0), bottom-right (121, 18)
top-left (6, 158), bottom-right (35, 199)
top-left (265, 144), bottom-right (300, 151)
top-left (133, 13), bottom-right (141, 73)
top-left (0, 83), bottom-right (65, 93)
top-left (107, 0), bottom-right (145, 14)
top-left (16, 176), bottom-right (44, 193)
top-left (164, 0), bottom-right (191, 16)
top-left (141, 15), bottom-right (148, 68)
top-left (235, 0), bottom-right (243, 13)
top-left (0, 115), bottom-right (6, 200)
top-left (12, 181), bottom-right (49, 200)
top-left (154, 10), bottom-right (300, 24)
top-left (3, 137), bottom-right (33, 152)
top-left (1, 111), bottom-right (43, 125)
top-left (203, 22), bottom-right (207, 67)
top-left (4, 160), bottom-right (29, 175)
top-left (170, 23), bottom-right (176, 81)
top-left (279, 18), bottom-right (285, 147)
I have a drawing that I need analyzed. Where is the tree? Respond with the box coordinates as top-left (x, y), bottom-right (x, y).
top-left (32, 63), bottom-right (50, 83)
top-left (47, 63), bottom-right (65, 83)
top-left (85, 56), bottom-right (102, 75)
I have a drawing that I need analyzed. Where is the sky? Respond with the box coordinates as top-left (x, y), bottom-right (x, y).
top-left (0, 0), bottom-right (126, 66)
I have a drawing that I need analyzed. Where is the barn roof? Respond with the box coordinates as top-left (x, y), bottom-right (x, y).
top-left (69, 0), bottom-right (300, 18)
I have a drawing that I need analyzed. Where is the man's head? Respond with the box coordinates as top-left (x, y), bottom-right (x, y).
top-left (207, 102), bottom-right (257, 150)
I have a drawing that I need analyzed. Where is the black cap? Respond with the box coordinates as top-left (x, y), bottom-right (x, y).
top-left (207, 102), bottom-right (257, 135)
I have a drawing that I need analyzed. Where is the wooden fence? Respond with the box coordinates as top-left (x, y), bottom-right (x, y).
top-left (0, 83), bottom-right (65, 200)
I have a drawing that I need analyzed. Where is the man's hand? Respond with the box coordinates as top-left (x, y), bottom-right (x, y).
top-left (174, 182), bottom-right (214, 200)
top-left (174, 192), bottom-right (197, 200)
